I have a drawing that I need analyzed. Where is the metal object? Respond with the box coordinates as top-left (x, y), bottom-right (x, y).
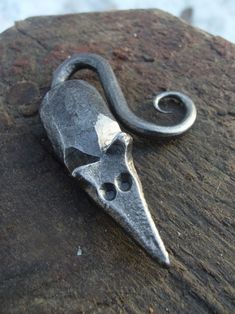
top-left (40, 53), bottom-right (197, 267)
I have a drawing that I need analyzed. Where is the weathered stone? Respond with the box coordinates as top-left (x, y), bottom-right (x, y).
top-left (0, 9), bottom-right (234, 314)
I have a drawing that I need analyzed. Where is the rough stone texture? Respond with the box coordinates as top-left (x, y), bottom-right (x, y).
top-left (0, 9), bottom-right (234, 314)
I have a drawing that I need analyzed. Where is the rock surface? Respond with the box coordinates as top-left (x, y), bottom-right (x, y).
top-left (0, 9), bottom-right (234, 314)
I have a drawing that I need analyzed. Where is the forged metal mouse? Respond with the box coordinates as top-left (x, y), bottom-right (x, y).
top-left (40, 53), bottom-right (197, 266)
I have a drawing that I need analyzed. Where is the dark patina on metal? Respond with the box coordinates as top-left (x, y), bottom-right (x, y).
top-left (40, 53), bottom-right (197, 267)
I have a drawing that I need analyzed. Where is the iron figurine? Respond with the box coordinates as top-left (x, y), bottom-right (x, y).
top-left (40, 53), bottom-right (197, 267)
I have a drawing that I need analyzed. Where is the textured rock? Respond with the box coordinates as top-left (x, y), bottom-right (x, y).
top-left (0, 9), bottom-right (234, 314)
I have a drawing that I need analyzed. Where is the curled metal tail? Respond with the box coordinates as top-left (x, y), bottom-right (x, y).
top-left (52, 53), bottom-right (196, 137)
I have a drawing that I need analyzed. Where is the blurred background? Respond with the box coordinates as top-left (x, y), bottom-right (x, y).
top-left (1, 0), bottom-right (235, 42)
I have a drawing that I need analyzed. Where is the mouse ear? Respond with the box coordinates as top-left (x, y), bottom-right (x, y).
top-left (72, 160), bottom-right (100, 185)
top-left (64, 147), bottom-right (100, 173)
top-left (105, 132), bottom-right (133, 157)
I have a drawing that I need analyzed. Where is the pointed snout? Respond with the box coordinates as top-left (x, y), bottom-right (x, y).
top-left (73, 134), bottom-right (170, 267)
top-left (99, 172), bottom-right (170, 267)
top-left (146, 233), bottom-right (170, 267)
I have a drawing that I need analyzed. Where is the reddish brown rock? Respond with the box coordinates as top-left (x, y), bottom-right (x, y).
top-left (0, 9), bottom-right (234, 313)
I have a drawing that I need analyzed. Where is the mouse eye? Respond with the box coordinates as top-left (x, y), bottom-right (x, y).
top-left (99, 182), bottom-right (117, 201)
top-left (116, 172), bottom-right (132, 191)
